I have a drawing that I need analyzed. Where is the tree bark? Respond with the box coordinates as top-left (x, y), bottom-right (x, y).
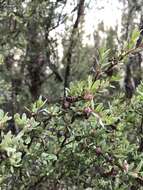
top-left (63, 0), bottom-right (85, 97)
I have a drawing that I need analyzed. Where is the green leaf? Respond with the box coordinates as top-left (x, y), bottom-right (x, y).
top-left (0, 109), bottom-right (4, 119)
top-left (136, 160), bottom-right (143, 172)
top-left (126, 28), bottom-right (140, 49)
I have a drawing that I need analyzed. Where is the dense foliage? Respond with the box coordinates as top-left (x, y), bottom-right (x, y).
top-left (0, 75), bottom-right (143, 189)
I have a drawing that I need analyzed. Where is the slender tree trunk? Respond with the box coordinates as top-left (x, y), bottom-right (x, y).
top-left (63, 0), bottom-right (85, 97)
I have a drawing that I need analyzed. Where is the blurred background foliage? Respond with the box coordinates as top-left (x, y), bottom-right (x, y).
top-left (0, 0), bottom-right (142, 112)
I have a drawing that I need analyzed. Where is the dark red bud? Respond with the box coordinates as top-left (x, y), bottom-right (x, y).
top-left (66, 96), bottom-right (77, 103)
top-left (75, 136), bottom-right (82, 141)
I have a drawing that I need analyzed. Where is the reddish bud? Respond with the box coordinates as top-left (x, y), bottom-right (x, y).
top-left (83, 107), bottom-right (93, 119)
top-left (83, 92), bottom-right (94, 101)
top-left (95, 147), bottom-right (102, 156)
top-left (63, 101), bottom-right (70, 109)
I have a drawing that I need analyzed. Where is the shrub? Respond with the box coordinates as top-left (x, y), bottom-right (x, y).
top-left (0, 76), bottom-right (143, 190)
